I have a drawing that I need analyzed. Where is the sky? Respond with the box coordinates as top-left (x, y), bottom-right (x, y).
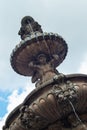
top-left (0, 0), bottom-right (87, 129)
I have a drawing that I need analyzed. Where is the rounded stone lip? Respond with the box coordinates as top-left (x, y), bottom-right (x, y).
top-left (10, 32), bottom-right (68, 76)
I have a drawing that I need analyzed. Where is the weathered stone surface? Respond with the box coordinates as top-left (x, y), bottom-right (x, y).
top-left (3, 16), bottom-right (87, 130)
top-left (3, 74), bottom-right (87, 130)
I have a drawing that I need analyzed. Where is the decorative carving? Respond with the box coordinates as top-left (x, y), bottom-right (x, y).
top-left (28, 53), bottom-right (59, 87)
top-left (19, 105), bottom-right (48, 130)
top-left (3, 75), bottom-right (87, 130)
top-left (52, 80), bottom-right (77, 103)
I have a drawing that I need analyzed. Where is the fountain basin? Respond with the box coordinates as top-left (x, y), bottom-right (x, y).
top-left (3, 74), bottom-right (87, 130)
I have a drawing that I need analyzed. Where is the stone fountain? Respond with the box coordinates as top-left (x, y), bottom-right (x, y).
top-left (3, 16), bottom-right (87, 130)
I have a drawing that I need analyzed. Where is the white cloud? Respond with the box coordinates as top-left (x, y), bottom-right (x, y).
top-left (0, 83), bottom-right (34, 130)
top-left (78, 54), bottom-right (87, 74)
top-left (7, 83), bottom-right (34, 113)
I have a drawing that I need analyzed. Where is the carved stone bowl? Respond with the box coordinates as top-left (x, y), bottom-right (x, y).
top-left (10, 32), bottom-right (67, 76)
top-left (3, 74), bottom-right (87, 130)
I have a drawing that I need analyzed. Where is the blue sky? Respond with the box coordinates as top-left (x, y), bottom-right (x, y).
top-left (0, 0), bottom-right (87, 129)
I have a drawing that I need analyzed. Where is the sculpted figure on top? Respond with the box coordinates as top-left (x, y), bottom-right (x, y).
top-left (18, 16), bottom-right (43, 40)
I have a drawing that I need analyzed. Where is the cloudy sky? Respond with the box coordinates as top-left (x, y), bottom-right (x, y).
top-left (0, 0), bottom-right (87, 129)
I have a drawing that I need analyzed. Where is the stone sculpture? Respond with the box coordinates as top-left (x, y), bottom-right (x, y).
top-left (3, 16), bottom-right (87, 130)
